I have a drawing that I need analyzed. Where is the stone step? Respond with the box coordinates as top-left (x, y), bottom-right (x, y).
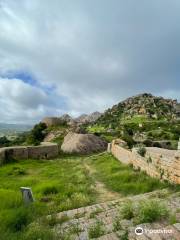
top-left (51, 190), bottom-right (180, 240)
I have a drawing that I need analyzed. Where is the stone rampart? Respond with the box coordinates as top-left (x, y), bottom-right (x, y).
top-left (110, 140), bottom-right (180, 184)
top-left (0, 142), bottom-right (59, 165)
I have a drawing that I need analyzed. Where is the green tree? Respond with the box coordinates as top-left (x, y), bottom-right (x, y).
top-left (27, 123), bottom-right (47, 145)
top-left (0, 136), bottom-right (10, 147)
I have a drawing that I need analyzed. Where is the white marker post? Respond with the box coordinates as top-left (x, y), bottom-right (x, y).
top-left (20, 187), bottom-right (34, 204)
top-left (178, 138), bottom-right (180, 151)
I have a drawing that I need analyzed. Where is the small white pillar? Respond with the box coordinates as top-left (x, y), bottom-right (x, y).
top-left (107, 143), bottom-right (112, 153)
top-left (20, 187), bottom-right (34, 204)
top-left (178, 138), bottom-right (180, 150)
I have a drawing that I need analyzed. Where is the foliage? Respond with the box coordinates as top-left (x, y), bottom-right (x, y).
top-left (0, 136), bottom-right (10, 147)
top-left (135, 200), bottom-right (169, 224)
top-left (113, 217), bottom-right (122, 231)
top-left (26, 122), bottom-right (47, 145)
top-left (120, 200), bottom-right (134, 219)
top-left (137, 145), bottom-right (146, 157)
top-left (89, 153), bottom-right (169, 195)
top-left (88, 221), bottom-right (105, 239)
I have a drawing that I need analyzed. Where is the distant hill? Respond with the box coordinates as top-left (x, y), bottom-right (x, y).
top-left (86, 93), bottom-right (180, 149)
top-left (0, 123), bottom-right (32, 137)
top-left (96, 93), bottom-right (180, 127)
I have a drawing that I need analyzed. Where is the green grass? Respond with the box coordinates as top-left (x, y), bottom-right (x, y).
top-left (0, 154), bottom-right (96, 239)
top-left (88, 221), bottom-right (105, 239)
top-left (120, 200), bottom-right (134, 219)
top-left (0, 152), bottom-right (176, 239)
top-left (135, 200), bottom-right (169, 224)
top-left (89, 153), bottom-right (170, 195)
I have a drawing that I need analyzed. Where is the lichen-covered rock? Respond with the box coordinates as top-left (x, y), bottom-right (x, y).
top-left (61, 132), bottom-right (107, 154)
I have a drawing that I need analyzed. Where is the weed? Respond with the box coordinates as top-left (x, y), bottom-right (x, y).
top-left (70, 223), bottom-right (81, 235)
top-left (24, 224), bottom-right (57, 240)
top-left (88, 221), bottom-right (105, 239)
top-left (89, 208), bottom-right (103, 218)
top-left (121, 230), bottom-right (128, 240)
top-left (46, 214), bottom-right (69, 227)
top-left (137, 145), bottom-right (146, 157)
top-left (135, 200), bottom-right (169, 224)
top-left (147, 156), bottom-right (152, 164)
top-left (113, 217), bottom-right (122, 231)
top-left (74, 212), bottom-right (86, 219)
top-left (169, 214), bottom-right (178, 224)
top-left (120, 201), bottom-right (134, 220)
top-left (41, 184), bottom-right (58, 195)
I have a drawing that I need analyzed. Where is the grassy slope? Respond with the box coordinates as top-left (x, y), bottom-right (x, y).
top-left (86, 116), bottom-right (180, 149)
top-left (0, 153), bottom-right (177, 239)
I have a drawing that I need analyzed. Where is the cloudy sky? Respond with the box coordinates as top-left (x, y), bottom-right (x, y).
top-left (0, 0), bottom-right (180, 123)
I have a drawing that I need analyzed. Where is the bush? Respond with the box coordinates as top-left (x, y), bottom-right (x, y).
top-left (26, 123), bottom-right (47, 145)
top-left (0, 136), bottom-right (10, 147)
top-left (88, 221), bottom-right (105, 239)
top-left (41, 184), bottom-right (58, 195)
top-left (24, 224), bottom-right (57, 240)
top-left (120, 201), bottom-right (134, 219)
top-left (121, 133), bottom-right (135, 148)
top-left (4, 207), bottom-right (33, 232)
top-left (135, 200), bottom-right (169, 224)
top-left (137, 145), bottom-right (146, 157)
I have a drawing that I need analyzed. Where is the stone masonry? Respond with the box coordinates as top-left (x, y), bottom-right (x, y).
top-left (110, 140), bottom-right (180, 184)
top-left (49, 190), bottom-right (180, 240)
top-left (0, 142), bottom-right (59, 165)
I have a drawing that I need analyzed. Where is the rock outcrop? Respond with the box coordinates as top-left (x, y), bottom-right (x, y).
top-left (75, 112), bottom-right (102, 124)
top-left (41, 117), bottom-right (65, 127)
top-left (61, 132), bottom-right (107, 154)
top-left (97, 93), bottom-right (180, 125)
top-left (42, 112), bottom-right (102, 128)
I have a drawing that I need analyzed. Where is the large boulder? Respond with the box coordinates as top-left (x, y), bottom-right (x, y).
top-left (61, 132), bottom-right (107, 154)
top-left (41, 117), bottom-right (64, 127)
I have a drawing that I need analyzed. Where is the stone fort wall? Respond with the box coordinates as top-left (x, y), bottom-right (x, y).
top-left (0, 142), bottom-right (59, 165)
top-left (109, 140), bottom-right (180, 184)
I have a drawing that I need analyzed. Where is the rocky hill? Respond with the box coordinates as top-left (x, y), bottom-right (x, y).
top-left (86, 94), bottom-right (180, 149)
top-left (42, 112), bottom-right (102, 127)
top-left (97, 93), bottom-right (179, 126)
top-left (75, 112), bottom-right (102, 124)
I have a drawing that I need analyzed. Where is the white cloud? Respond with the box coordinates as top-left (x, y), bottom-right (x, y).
top-left (0, 0), bottom-right (180, 123)
top-left (0, 78), bottom-right (66, 123)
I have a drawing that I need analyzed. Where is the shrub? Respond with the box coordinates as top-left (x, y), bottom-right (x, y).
top-left (41, 184), bottom-right (58, 195)
top-left (147, 156), bottom-right (152, 164)
top-left (0, 136), bottom-right (10, 147)
top-left (88, 221), bottom-right (105, 239)
top-left (4, 207), bottom-right (33, 232)
top-left (26, 122), bottom-right (47, 145)
top-left (120, 201), bottom-right (134, 219)
top-left (121, 231), bottom-right (128, 240)
top-left (113, 217), bottom-right (122, 231)
top-left (8, 167), bottom-right (26, 176)
top-left (45, 214), bottom-right (69, 227)
top-left (137, 145), bottom-right (146, 157)
top-left (24, 224), bottom-right (57, 240)
top-left (135, 200), bottom-right (169, 224)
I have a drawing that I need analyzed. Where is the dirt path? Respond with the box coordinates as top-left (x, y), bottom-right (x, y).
top-left (83, 154), bottom-right (122, 202)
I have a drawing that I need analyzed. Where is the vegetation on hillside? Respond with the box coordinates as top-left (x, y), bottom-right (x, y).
top-left (26, 123), bottom-right (47, 145)
top-left (84, 94), bottom-right (180, 149)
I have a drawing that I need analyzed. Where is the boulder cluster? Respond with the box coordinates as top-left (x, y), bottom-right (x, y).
top-left (42, 112), bottom-right (102, 128)
top-left (100, 93), bottom-right (180, 122)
